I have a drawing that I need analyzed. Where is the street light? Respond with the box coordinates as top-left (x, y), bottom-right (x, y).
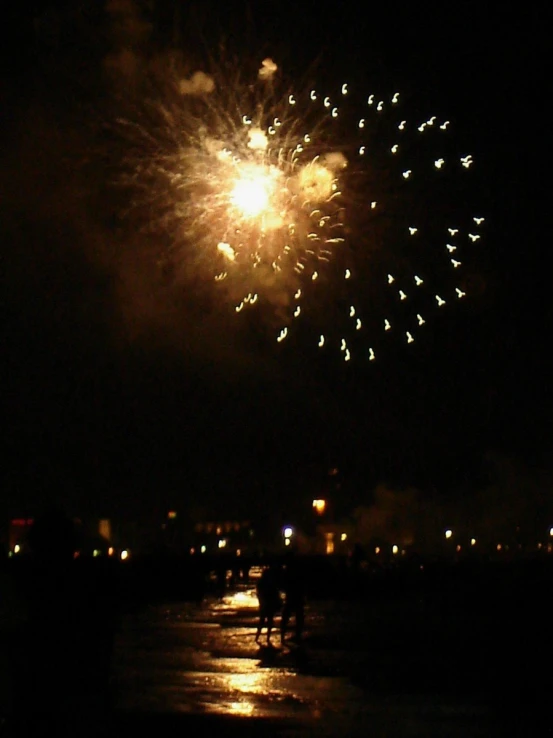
top-left (312, 499), bottom-right (326, 515)
top-left (283, 526), bottom-right (293, 539)
top-left (445, 529), bottom-right (453, 539)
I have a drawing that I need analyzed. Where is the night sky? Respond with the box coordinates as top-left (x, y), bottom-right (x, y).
top-left (1, 2), bottom-right (549, 521)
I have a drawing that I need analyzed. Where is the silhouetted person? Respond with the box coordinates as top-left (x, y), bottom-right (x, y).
top-left (280, 557), bottom-right (305, 644)
top-left (11, 505), bottom-right (118, 736)
top-left (255, 566), bottom-right (281, 646)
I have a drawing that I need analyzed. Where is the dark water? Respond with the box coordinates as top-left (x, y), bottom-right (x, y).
top-left (113, 583), bottom-right (505, 737)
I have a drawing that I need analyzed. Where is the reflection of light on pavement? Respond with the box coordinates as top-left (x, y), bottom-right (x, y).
top-left (226, 588), bottom-right (259, 609)
top-left (211, 661), bottom-right (293, 718)
top-left (229, 701), bottom-right (255, 715)
top-left (226, 670), bottom-right (271, 694)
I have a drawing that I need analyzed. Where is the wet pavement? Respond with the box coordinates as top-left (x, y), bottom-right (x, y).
top-left (112, 582), bottom-right (505, 737)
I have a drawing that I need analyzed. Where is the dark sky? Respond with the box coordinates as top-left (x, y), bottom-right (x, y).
top-left (1, 2), bottom-right (549, 520)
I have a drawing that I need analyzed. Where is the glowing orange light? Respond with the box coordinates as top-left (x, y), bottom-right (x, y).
top-left (230, 164), bottom-right (276, 218)
top-left (312, 499), bottom-right (327, 514)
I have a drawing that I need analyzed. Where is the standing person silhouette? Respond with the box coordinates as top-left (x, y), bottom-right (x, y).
top-left (280, 555), bottom-right (305, 645)
top-left (255, 565), bottom-right (281, 646)
top-left (12, 505), bottom-right (117, 735)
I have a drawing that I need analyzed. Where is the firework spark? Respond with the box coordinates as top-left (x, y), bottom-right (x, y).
top-left (114, 54), bottom-right (483, 362)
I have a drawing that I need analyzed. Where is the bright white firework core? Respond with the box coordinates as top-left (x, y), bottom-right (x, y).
top-left (230, 164), bottom-right (277, 219)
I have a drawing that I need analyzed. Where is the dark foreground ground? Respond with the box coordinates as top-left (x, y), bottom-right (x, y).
top-left (2, 559), bottom-right (553, 737)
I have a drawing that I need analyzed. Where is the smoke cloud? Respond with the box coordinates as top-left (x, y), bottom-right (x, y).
top-left (258, 58), bottom-right (278, 81)
top-left (179, 71), bottom-right (215, 96)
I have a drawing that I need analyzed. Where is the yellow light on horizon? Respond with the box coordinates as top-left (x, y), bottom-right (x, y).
top-left (445, 529), bottom-right (453, 539)
top-left (392, 545), bottom-right (399, 555)
top-left (470, 538), bottom-right (476, 546)
top-left (340, 533), bottom-right (347, 542)
top-left (283, 526), bottom-right (293, 539)
top-left (13, 544), bottom-right (21, 554)
top-left (120, 549), bottom-right (129, 561)
top-left (312, 499), bottom-right (327, 514)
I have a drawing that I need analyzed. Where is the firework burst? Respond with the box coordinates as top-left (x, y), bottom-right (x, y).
top-left (114, 54), bottom-right (484, 362)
